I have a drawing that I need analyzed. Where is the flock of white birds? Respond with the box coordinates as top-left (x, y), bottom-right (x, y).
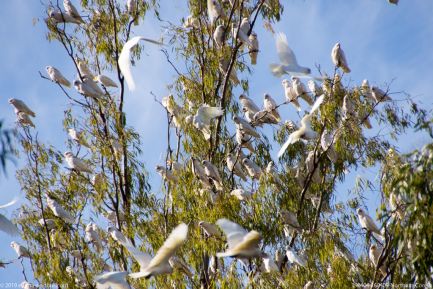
top-left (2, 0), bottom-right (400, 288)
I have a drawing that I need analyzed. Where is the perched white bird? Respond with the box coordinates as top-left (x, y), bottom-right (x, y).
top-left (68, 128), bottom-right (90, 147)
top-left (0, 198), bottom-right (20, 236)
top-left (239, 94), bottom-right (260, 115)
top-left (219, 58), bottom-right (240, 85)
top-left (64, 151), bottom-right (92, 173)
top-left (48, 9), bottom-right (81, 24)
top-left (186, 105), bottom-right (224, 140)
top-left (230, 188), bottom-right (252, 201)
top-left (46, 66), bottom-right (71, 87)
top-left (242, 158), bottom-right (262, 180)
top-left (282, 79), bottom-right (301, 111)
top-left (202, 160), bottom-right (223, 191)
top-left (321, 129), bottom-right (338, 163)
top-left (286, 248), bottom-right (306, 267)
top-left (249, 32), bottom-right (259, 65)
top-left (331, 43), bottom-right (350, 73)
top-left (216, 219), bottom-right (264, 258)
top-left (191, 158), bottom-right (212, 189)
top-left (183, 15), bottom-right (199, 29)
top-left (232, 18), bottom-right (253, 47)
top-left (361, 79), bottom-right (373, 99)
top-left (38, 218), bottom-right (56, 230)
top-left (253, 110), bottom-right (279, 125)
top-left (94, 271), bottom-right (131, 289)
top-left (371, 86), bottom-right (392, 102)
top-left (156, 165), bottom-right (178, 183)
top-left (207, 0), bottom-right (224, 24)
top-left (95, 74), bottom-right (118, 88)
top-left (74, 77), bottom-right (103, 99)
top-left (85, 222), bottom-right (103, 252)
top-left (10, 241), bottom-right (31, 259)
top-left (167, 159), bottom-right (183, 172)
top-left (292, 77), bottom-right (313, 105)
top-left (128, 223), bottom-right (188, 278)
top-left (107, 226), bottom-right (132, 246)
top-left (118, 36), bottom-right (163, 91)
top-left (270, 32), bottom-right (311, 77)
top-left (77, 60), bottom-right (94, 78)
top-left (263, 93), bottom-right (281, 122)
top-left (213, 25), bottom-right (225, 48)
top-left (226, 153), bottom-right (247, 181)
top-left (8, 99), bottom-right (35, 117)
top-left (235, 128), bottom-right (255, 153)
top-left (265, 161), bottom-right (283, 186)
top-left (278, 114), bottom-right (317, 158)
top-left (46, 194), bottom-right (74, 224)
top-left (233, 115), bottom-right (260, 138)
top-left (63, 0), bottom-right (84, 23)
top-left (308, 80), bottom-right (322, 97)
top-left (357, 208), bottom-right (382, 235)
top-left (199, 221), bottom-right (222, 238)
top-left (162, 95), bottom-right (184, 129)
top-left (305, 150), bottom-right (322, 183)
top-left (369, 244), bottom-right (387, 276)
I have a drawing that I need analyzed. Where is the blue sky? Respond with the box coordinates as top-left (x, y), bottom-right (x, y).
top-left (0, 0), bottom-right (432, 284)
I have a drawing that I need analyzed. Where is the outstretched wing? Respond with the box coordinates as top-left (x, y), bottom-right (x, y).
top-left (146, 223), bottom-right (188, 269)
top-left (123, 244), bottom-right (152, 270)
top-left (119, 36), bottom-right (163, 91)
top-left (197, 106), bottom-right (224, 125)
top-left (0, 197), bottom-right (18, 209)
top-left (233, 230), bottom-right (261, 252)
top-left (275, 32), bottom-right (298, 66)
top-left (0, 214), bottom-right (20, 236)
top-left (310, 94), bottom-right (324, 115)
top-left (216, 218), bottom-right (248, 249)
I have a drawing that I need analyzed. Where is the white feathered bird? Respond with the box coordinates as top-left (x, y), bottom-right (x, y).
top-left (10, 241), bottom-right (31, 259)
top-left (128, 223), bottom-right (188, 279)
top-left (46, 194), bottom-right (74, 224)
top-left (199, 221), bottom-right (223, 238)
top-left (63, 0), bottom-right (84, 23)
top-left (331, 43), bottom-right (350, 73)
top-left (270, 32), bottom-right (311, 77)
top-left (207, 0), bottom-right (224, 24)
top-left (94, 271), bottom-right (131, 289)
top-left (282, 79), bottom-right (301, 111)
top-left (185, 105), bottom-right (224, 140)
top-left (119, 36), bottom-right (163, 91)
top-left (278, 114), bottom-right (317, 158)
top-left (8, 99), bottom-right (35, 117)
top-left (46, 66), bottom-right (71, 87)
top-left (357, 208), bottom-right (382, 236)
top-left (64, 151), bottom-right (92, 173)
top-left (94, 74), bottom-right (118, 88)
top-left (216, 218), bottom-right (264, 258)
top-left (286, 248), bottom-right (307, 267)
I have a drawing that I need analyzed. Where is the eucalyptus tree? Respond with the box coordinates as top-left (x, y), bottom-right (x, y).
top-left (9, 0), bottom-right (433, 289)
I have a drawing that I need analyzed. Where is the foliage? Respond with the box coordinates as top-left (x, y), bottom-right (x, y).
top-left (9, 0), bottom-right (433, 289)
